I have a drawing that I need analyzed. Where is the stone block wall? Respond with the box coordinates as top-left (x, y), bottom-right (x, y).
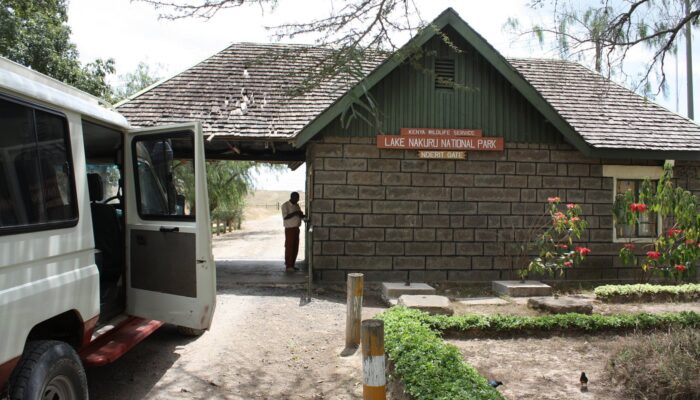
top-left (306, 135), bottom-right (696, 283)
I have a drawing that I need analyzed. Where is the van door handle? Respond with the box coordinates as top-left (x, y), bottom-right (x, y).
top-left (159, 226), bottom-right (179, 233)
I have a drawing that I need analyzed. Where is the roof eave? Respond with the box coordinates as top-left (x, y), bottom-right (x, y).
top-left (588, 147), bottom-right (700, 161)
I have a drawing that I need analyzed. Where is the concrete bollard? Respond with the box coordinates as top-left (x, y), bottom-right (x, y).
top-left (341, 273), bottom-right (363, 356)
top-left (361, 319), bottom-right (386, 400)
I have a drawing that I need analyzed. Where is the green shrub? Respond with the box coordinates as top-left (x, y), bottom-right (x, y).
top-left (377, 307), bottom-right (504, 400)
top-left (607, 328), bottom-right (700, 399)
top-left (384, 307), bottom-right (700, 337)
top-left (594, 283), bottom-right (700, 303)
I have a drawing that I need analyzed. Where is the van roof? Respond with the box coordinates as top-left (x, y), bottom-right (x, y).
top-left (0, 56), bottom-right (129, 129)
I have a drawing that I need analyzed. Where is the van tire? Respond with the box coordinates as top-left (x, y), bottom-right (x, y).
top-left (176, 326), bottom-right (206, 337)
top-left (9, 341), bottom-right (87, 400)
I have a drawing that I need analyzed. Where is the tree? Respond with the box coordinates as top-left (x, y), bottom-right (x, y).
top-left (138, 0), bottom-right (700, 99)
top-left (138, 0), bottom-right (423, 95)
top-left (0, 0), bottom-right (115, 98)
top-left (112, 62), bottom-right (163, 103)
top-left (174, 160), bottom-right (257, 230)
top-left (509, 0), bottom-right (700, 96)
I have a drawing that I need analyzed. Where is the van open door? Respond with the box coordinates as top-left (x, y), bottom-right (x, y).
top-left (124, 122), bottom-right (215, 330)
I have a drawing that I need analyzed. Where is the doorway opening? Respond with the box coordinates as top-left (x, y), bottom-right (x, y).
top-left (212, 163), bottom-right (309, 286)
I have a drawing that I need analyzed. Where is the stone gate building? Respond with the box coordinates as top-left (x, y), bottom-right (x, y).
top-left (118, 8), bottom-right (700, 283)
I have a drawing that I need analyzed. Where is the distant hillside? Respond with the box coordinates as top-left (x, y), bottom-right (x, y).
top-left (244, 190), bottom-right (306, 220)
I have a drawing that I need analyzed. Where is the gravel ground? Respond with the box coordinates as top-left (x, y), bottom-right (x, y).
top-left (86, 286), bottom-right (384, 399)
top-left (449, 335), bottom-right (630, 400)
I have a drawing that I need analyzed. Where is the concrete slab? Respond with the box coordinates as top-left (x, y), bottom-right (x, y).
top-left (397, 295), bottom-right (453, 315)
top-left (492, 280), bottom-right (552, 297)
top-left (456, 297), bottom-right (510, 306)
top-left (216, 260), bottom-right (307, 286)
top-left (527, 296), bottom-right (593, 314)
top-left (381, 282), bottom-right (436, 299)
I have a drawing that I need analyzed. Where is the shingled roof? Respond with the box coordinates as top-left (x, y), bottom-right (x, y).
top-left (116, 43), bottom-right (384, 140)
top-left (509, 58), bottom-right (700, 152)
top-left (118, 8), bottom-right (700, 159)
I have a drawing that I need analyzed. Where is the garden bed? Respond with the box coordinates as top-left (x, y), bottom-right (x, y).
top-left (377, 307), bottom-right (699, 399)
top-left (594, 283), bottom-right (700, 303)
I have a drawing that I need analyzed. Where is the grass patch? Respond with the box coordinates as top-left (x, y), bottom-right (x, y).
top-left (607, 328), bottom-right (700, 399)
top-left (377, 307), bottom-right (504, 400)
top-left (594, 283), bottom-right (700, 303)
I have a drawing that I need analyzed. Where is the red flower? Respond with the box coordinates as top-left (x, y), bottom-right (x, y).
top-left (686, 239), bottom-right (695, 245)
top-left (547, 196), bottom-right (561, 203)
top-left (553, 212), bottom-right (567, 221)
top-left (646, 251), bottom-right (661, 260)
top-left (674, 264), bottom-right (687, 272)
top-left (575, 246), bottom-right (591, 256)
top-left (564, 261), bottom-right (573, 267)
top-left (570, 217), bottom-right (581, 223)
top-left (667, 228), bottom-right (683, 237)
top-left (557, 244), bottom-right (569, 249)
top-left (623, 243), bottom-right (636, 250)
top-left (566, 203), bottom-right (577, 209)
top-left (629, 203), bottom-right (648, 213)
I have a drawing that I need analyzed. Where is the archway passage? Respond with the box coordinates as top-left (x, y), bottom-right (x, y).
top-left (204, 140), bottom-right (310, 286)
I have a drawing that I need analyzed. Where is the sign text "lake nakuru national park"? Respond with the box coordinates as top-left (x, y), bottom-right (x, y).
top-left (376, 135), bottom-right (504, 151)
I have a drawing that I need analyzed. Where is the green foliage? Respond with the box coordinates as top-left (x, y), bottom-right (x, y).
top-left (382, 307), bottom-right (700, 336)
top-left (607, 328), bottom-right (700, 399)
top-left (173, 160), bottom-right (256, 228)
top-left (112, 62), bottom-right (162, 103)
top-left (376, 307), bottom-right (505, 400)
top-left (594, 283), bottom-right (700, 303)
top-left (519, 197), bottom-right (590, 280)
top-left (0, 0), bottom-right (115, 99)
top-left (613, 163), bottom-right (700, 282)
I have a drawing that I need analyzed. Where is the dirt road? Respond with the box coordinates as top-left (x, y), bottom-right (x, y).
top-left (86, 212), bottom-right (375, 399)
top-left (212, 214), bottom-right (306, 261)
top-left (87, 285), bottom-right (383, 399)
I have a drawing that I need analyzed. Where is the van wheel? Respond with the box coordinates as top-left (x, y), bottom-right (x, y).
top-left (176, 326), bottom-right (206, 337)
top-left (9, 341), bottom-right (87, 400)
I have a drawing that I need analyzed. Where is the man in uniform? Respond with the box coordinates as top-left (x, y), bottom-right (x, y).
top-left (281, 192), bottom-right (304, 271)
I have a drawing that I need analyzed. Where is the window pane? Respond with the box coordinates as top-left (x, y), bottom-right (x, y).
top-left (0, 98), bottom-right (41, 227)
top-left (134, 134), bottom-right (195, 219)
top-left (35, 110), bottom-right (75, 221)
top-left (615, 178), bottom-right (657, 239)
top-left (0, 98), bottom-right (76, 231)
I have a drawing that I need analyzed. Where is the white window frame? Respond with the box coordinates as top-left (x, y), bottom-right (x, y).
top-left (603, 165), bottom-right (666, 243)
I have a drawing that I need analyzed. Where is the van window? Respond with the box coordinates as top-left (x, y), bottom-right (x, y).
top-left (133, 133), bottom-right (195, 220)
top-left (0, 97), bottom-right (77, 233)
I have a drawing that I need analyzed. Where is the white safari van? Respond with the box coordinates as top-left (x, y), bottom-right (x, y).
top-left (0, 57), bottom-right (215, 399)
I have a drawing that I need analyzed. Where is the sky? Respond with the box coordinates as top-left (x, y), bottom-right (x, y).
top-left (67, 0), bottom-right (700, 191)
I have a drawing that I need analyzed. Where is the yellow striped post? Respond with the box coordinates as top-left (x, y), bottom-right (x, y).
top-left (341, 273), bottom-right (364, 356)
top-left (362, 319), bottom-right (386, 400)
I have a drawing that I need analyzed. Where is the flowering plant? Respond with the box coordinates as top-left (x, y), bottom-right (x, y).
top-left (615, 163), bottom-right (698, 282)
top-left (518, 197), bottom-right (591, 280)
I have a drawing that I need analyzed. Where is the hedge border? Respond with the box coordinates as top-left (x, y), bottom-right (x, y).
top-left (377, 307), bottom-right (505, 400)
top-left (419, 309), bottom-right (700, 338)
top-left (594, 283), bottom-right (700, 303)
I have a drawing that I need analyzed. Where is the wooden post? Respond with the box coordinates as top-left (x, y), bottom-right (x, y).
top-left (362, 319), bottom-right (386, 400)
top-left (341, 273), bottom-right (363, 356)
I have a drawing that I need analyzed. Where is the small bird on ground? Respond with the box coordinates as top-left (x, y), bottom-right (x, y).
top-left (580, 372), bottom-right (588, 390)
top-left (488, 380), bottom-right (503, 388)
